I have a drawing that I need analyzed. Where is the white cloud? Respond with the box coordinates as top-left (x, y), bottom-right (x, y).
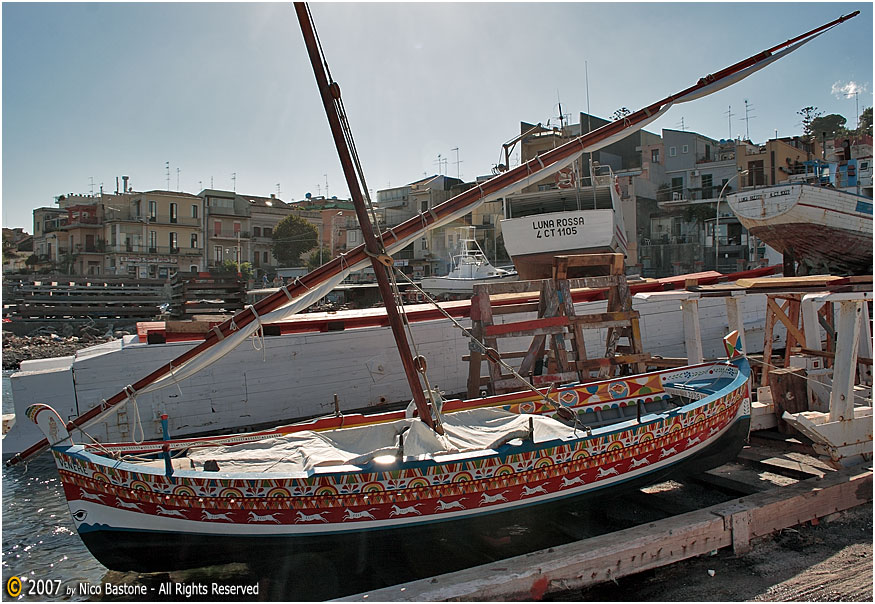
top-left (831, 80), bottom-right (867, 99)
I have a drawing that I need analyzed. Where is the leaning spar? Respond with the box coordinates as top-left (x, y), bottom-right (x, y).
top-left (6, 9), bottom-right (859, 467)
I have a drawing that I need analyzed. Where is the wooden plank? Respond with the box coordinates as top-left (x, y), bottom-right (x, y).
top-left (491, 371), bottom-right (579, 390)
top-left (341, 467), bottom-right (871, 602)
top-left (768, 366), bottom-right (809, 434)
top-left (484, 315), bottom-right (569, 338)
top-left (573, 354), bottom-right (651, 370)
top-left (761, 297), bottom-right (778, 387)
top-left (553, 253), bottom-right (623, 269)
top-left (735, 275), bottom-right (848, 288)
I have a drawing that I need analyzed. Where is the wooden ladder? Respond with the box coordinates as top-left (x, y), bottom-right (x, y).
top-left (466, 253), bottom-right (649, 397)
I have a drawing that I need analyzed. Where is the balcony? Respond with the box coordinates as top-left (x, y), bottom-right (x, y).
top-left (211, 230), bottom-right (251, 239)
top-left (61, 217), bottom-right (101, 228)
top-left (106, 244), bottom-right (201, 256)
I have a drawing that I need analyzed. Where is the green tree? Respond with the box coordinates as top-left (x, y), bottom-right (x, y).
top-left (798, 106), bottom-right (823, 143)
top-left (214, 259), bottom-right (253, 280)
top-left (810, 114), bottom-right (848, 140)
top-left (271, 214), bottom-right (318, 266)
top-left (306, 246), bottom-right (331, 270)
top-left (858, 107), bottom-right (872, 136)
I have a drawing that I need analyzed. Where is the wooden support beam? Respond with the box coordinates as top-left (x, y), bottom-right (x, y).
top-left (341, 467), bottom-right (872, 602)
top-left (767, 296), bottom-right (806, 350)
top-left (484, 316), bottom-right (569, 338)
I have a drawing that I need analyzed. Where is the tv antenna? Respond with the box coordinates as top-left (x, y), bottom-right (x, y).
top-left (166, 161), bottom-right (170, 190)
top-left (451, 147), bottom-right (462, 179)
top-left (743, 99), bottom-right (756, 140)
top-left (177, 168), bottom-right (181, 191)
top-left (231, 172), bottom-right (236, 192)
top-left (434, 153), bottom-right (447, 175)
top-left (724, 105), bottom-right (735, 140)
top-left (677, 117), bottom-right (686, 132)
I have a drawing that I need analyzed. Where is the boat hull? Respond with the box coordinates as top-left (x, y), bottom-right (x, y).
top-left (74, 417), bottom-right (749, 574)
top-left (500, 209), bottom-right (623, 279)
top-left (729, 183), bottom-right (873, 275)
top-left (42, 359), bottom-right (751, 574)
top-left (420, 272), bottom-right (518, 295)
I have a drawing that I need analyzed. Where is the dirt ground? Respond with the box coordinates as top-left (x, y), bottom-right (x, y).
top-left (550, 502), bottom-right (873, 602)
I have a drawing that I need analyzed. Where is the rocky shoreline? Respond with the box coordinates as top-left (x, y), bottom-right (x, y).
top-left (2, 332), bottom-right (126, 371)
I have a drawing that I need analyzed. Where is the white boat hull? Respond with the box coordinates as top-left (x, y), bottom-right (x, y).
top-left (728, 183), bottom-right (873, 275)
top-left (420, 272), bottom-right (518, 295)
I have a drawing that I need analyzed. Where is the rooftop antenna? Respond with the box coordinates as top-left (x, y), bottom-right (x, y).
top-left (232, 172), bottom-right (236, 192)
top-left (324, 174), bottom-right (329, 197)
top-left (434, 153), bottom-right (447, 175)
top-left (451, 147), bottom-right (462, 179)
top-left (317, 183), bottom-right (321, 196)
top-left (210, 176), bottom-right (214, 189)
top-left (276, 183), bottom-right (281, 197)
top-left (166, 161), bottom-right (170, 190)
top-left (743, 99), bottom-right (756, 140)
top-left (199, 180), bottom-right (203, 191)
top-left (677, 116), bottom-right (686, 131)
top-left (176, 168), bottom-right (180, 192)
top-left (854, 89), bottom-right (860, 130)
top-left (89, 176), bottom-right (95, 196)
top-left (725, 105), bottom-right (735, 139)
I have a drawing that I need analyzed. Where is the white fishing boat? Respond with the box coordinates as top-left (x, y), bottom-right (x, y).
top-left (500, 165), bottom-right (628, 279)
top-left (728, 158), bottom-right (873, 275)
top-left (421, 227), bottom-right (517, 295)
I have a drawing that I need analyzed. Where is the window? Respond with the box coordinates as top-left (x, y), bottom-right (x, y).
top-left (169, 232), bottom-right (178, 252)
top-left (190, 265), bottom-right (198, 273)
top-left (263, 251), bottom-right (269, 263)
top-left (191, 233), bottom-right (198, 249)
top-left (669, 146), bottom-right (677, 157)
top-left (681, 145), bottom-right (689, 154)
top-left (149, 231), bottom-right (157, 252)
top-left (214, 221), bottom-right (222, 236)
top-left (420, 200), bottom-right (429, 212)
top-left (253, 226), bottom-right (261, 237)
top-left (214, 245), bottom-right (223, 263)
top-left (263, 227), bottom-right (272, 237)
top-left (149, 200), bottom-right (157, 221)
top-left (421, 237), bottom-right (428, 250)
top-left (191, 204), bottom-right (198, 219)
top-left (671, 176), bottom-right (684, 199)
top-left (170, 203), bottom-right (177, 223)
top-left (702, 174), bottom-right (713, 199)
top-left (651, 149), bottom-right (660, 164)
top-left (233, 222), bottom-right (241, 234)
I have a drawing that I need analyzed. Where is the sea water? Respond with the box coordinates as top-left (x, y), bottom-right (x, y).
top-left (2, 372), bottom-right (109, 601)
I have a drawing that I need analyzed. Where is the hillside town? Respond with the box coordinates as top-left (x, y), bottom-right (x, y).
top-left (4, 107), bottom-right (872, 284)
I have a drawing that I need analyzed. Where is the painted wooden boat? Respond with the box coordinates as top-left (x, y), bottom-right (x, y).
top-left (28, 336), bottom-right (750, 572)
top-left (728, 179), bottom-right (873, 276)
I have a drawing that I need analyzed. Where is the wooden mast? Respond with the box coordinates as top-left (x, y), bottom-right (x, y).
top-left (294, 2), bottom-right (438, 430)
top-left (6, 9), bottom-right (857, 466)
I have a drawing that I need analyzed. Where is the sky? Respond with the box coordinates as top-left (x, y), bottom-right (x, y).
top-left (2, 2), bottom-right (872, 231)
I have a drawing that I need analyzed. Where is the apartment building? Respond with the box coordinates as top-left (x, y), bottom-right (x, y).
top-left (201, 189), bottom-right (250, 271)
top-left (104, 190), bottom-right (204, 278)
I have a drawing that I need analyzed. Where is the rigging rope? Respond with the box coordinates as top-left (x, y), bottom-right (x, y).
top-left (389, 265), bottom-right (581, 423)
